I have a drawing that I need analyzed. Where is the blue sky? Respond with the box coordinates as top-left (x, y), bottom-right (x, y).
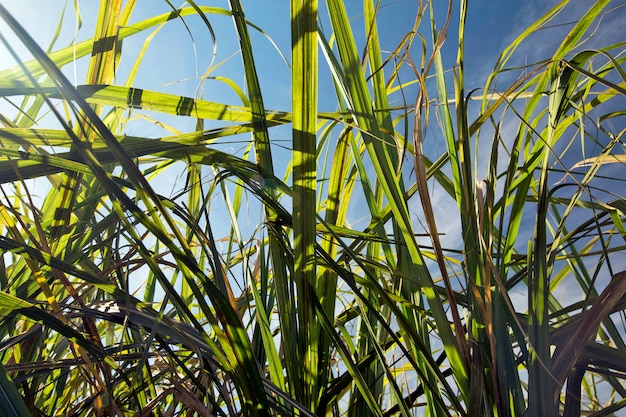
top-left (0, 1), bottom-right (572, 119)
top-left (1, 4), bottom-right (624, 231)
top-left (1, 0), bottom-right (624, 257)
top-left (2, 1), bottom-right (605, 140)
top-left (2, 1), bottom-right (624, 226)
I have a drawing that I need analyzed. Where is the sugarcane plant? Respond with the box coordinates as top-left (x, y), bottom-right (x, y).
top-left (0, 0), bottom-right (625, 416)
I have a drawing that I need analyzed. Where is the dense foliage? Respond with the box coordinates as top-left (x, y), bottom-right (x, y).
top-left (0, 0), bottom-right (625, 416)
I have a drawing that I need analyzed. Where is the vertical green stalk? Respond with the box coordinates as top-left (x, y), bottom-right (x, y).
top-left (227, 0), bottom-right (273, 173)
top-left (527, 2), bottom-right (609, 415)
top-left (292, 0), bottom-right (319, 410)
top-left (451, 1), bottom-right (493, 415)
top-left (317, 126), bottom-right (352, 412)
top-left (326, 0), bottom-right (470, 406)
top-left (227, 3), bottom-right (292, 414)
top-left (47, 0), bottom-right (125, 252)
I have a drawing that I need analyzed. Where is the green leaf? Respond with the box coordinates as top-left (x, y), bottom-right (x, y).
top-left (0, 362), bottom-right (32, 417)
